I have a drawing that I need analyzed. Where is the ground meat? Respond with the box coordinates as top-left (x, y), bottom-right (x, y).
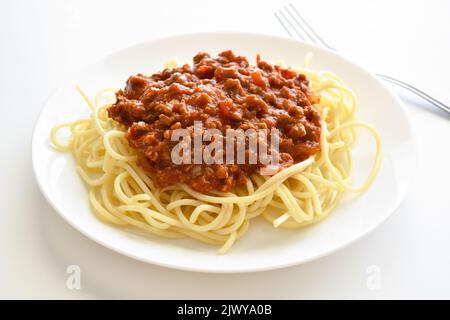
top-left (108, 50), bottom-right (321, 192)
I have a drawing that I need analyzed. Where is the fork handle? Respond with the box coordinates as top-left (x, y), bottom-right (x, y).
top-left (376, 74), bottom-right (450, 115)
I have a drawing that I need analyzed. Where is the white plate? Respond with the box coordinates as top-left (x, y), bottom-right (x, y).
top-left (32, 32), bottom-right (416, 273)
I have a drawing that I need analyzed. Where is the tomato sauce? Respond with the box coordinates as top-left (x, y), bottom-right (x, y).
top-left (108, 51), bottom-right (321, 192)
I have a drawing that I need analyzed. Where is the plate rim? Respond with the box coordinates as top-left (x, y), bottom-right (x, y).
top-left (31, 31), bottom-right (418, 273)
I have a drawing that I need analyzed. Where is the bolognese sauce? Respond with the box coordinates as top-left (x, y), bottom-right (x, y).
top-left (107, 50), bottom-right (321, 192)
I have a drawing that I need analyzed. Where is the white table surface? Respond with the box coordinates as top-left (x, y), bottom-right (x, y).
top-left (1, 0), bottom-right (449, 299)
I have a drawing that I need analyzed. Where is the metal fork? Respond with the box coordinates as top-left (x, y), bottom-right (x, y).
top-left (275, 3), bottom-right (450, 115)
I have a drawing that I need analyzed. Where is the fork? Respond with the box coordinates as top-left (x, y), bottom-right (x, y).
top-left (274, 3), bottom-right (450, 115)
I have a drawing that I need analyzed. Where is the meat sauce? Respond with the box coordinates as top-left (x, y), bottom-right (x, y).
top-left (107, 50), bottom-right (321, 192)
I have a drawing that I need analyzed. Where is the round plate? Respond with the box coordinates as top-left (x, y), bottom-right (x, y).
top-left (32, 32), bottom-right (416, 273)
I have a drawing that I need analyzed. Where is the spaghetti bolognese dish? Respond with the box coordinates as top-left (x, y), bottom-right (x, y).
top-left (50, 50), bottom-right (381, 254)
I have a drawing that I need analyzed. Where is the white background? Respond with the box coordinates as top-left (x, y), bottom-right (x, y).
top-left (1, 0), bottom-right (449, 299)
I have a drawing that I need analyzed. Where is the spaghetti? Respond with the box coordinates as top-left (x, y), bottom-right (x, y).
top-left (50, 54), bottom-right (381, 254)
